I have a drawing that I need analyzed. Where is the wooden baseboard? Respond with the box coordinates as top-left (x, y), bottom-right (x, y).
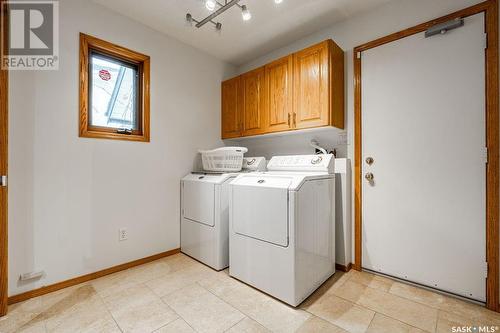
top-left (7, 248), bottom-right (180, 305)
top-left (335, 262), bottom-right (353, 272)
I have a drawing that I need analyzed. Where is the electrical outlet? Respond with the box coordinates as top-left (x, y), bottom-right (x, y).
top-left (119, 228), bottom-right (128, 241)
top-left (338, 132), bottom-right (348, 145)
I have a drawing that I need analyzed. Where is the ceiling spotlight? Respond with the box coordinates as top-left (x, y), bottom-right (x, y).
top-left (205, 0), bottom-right (216, 11)
top-left (275, 0), bottom-right (283, 3)
top-left (187, 1), bottom-right (251, 32)
top-left (241, 5), bottom-right (251, 21)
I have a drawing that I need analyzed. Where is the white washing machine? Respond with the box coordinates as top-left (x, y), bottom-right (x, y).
top-left (229, 154), bottom-right (336, 306)
top-left (181, 157), bottom-right (266, 270)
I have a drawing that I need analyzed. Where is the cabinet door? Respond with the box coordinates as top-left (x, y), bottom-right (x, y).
top-left (221, 77), bottom-right (241, 139)
top-left (293, 41), bottom-right (330, 129)
top-left (265, 55), bottom-right (293, 133)
top-left (241, 67), bottom-right (266, 136)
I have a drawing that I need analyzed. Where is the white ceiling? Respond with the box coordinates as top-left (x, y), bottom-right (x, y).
top-left (91, 0), bottom-right (393, 66)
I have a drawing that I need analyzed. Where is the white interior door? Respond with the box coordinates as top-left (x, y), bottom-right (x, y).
top-left (361, 13), bottom-right (486, 301)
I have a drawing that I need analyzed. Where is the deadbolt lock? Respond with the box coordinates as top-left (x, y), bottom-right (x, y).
top-left (365, 172), bottom-right (374, 181)
top-left (365, 157), bottom-right (374, 165)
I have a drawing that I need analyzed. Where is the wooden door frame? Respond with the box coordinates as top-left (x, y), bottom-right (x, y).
top-left (353, 0), bottom-right (499, 311)
top-left (0, 0), bottom-right (8, 317)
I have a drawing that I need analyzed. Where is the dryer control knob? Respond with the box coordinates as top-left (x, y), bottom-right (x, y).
top-left (311, 156), bottom-right (323, 165)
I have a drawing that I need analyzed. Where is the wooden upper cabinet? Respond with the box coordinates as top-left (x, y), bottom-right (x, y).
top-left (293, 40), bottom-right (344, 130)
top-left (329, 40), bottom-right (345, 129)
top-left (293, 40), bottom-right (330, 129)
top-left (220, 39), bottom-right (344, 139)
top-left (221, 77), bottom-right (241, 139)
top-left (241, 67), bottom-right (266, 136)
top-left (265, 55), bottom-right (293, 133)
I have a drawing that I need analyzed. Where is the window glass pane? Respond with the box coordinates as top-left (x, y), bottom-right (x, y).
top-left (90, 52), bottom-right (139, 130)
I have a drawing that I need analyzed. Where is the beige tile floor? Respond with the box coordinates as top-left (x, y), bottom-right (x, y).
top-left (2, 253), bottom-right (500, 333)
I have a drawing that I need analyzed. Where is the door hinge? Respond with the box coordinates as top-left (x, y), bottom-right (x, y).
top-left (0, 175), bottom-right (6, 187)
top-left (484, 261), bottom-right (489, 278)
top-left (484, 147), bottom-right (488, 164)
top-left (356, 52), bottom-right (361, 59)
top-left (484, 33), bottom-right (488, 49)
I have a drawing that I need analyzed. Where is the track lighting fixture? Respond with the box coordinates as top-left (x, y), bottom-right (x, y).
top-left (186, 0), bottom-right (282, 32)
top-left (205, 0), bottom-right (216, 11)
top-left (241, 5), bottom-right (251, 21)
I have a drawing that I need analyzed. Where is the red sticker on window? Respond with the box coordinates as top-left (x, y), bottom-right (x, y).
top-left (99, 69), bottom-right (111, 81)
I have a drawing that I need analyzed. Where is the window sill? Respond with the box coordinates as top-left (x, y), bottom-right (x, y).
top-left (79, 129), bottom-right (150, 142)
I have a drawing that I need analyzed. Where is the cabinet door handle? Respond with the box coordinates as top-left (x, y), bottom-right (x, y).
top-left (293, 113), bottom-right (297, 126)
top-left (288, 114), bottom-right (291, 126)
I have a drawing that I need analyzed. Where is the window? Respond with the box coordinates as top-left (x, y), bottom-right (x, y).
top-left (79, 33), bottom-right (150, 142)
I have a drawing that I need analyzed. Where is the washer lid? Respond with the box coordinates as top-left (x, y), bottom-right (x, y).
top-left (182, 173), bottom-right (237, 184)
top-left (231, 175), bottom-right (293, 189)
top-left (231, 173), bottom-right (332, 191)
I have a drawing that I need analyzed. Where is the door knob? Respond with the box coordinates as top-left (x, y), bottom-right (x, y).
top-left (365, 157), bottom-right (374, 165)
top-left (365, 172), bottom-right (374, 181)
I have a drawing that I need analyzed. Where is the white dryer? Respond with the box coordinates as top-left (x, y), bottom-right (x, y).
top-left (229, 154), bottom-right (336, 306)
top-left (181, 157), bottom-right (266, 270)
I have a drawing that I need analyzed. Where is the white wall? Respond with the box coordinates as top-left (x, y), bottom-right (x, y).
top-left (231, 0), bottom-right (493, 269)
top-left (8, 0), bottom-right (235, 296)
top-left (226, 128), bottom-right (348, 159)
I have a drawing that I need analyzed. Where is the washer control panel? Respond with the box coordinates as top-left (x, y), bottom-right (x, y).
top-left (242, 157), bottom-right (267, 171)
top-left (267, 154), bottom-right (334, 173)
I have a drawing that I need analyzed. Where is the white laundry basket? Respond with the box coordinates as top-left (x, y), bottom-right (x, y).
top-left (199, 147), bottom-right (248, 172)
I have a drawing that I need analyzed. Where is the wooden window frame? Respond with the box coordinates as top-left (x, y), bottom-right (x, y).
top-left (79, 33), bottom-right (150, 142)
top-left (353, 0), bottom-right (499, 311)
